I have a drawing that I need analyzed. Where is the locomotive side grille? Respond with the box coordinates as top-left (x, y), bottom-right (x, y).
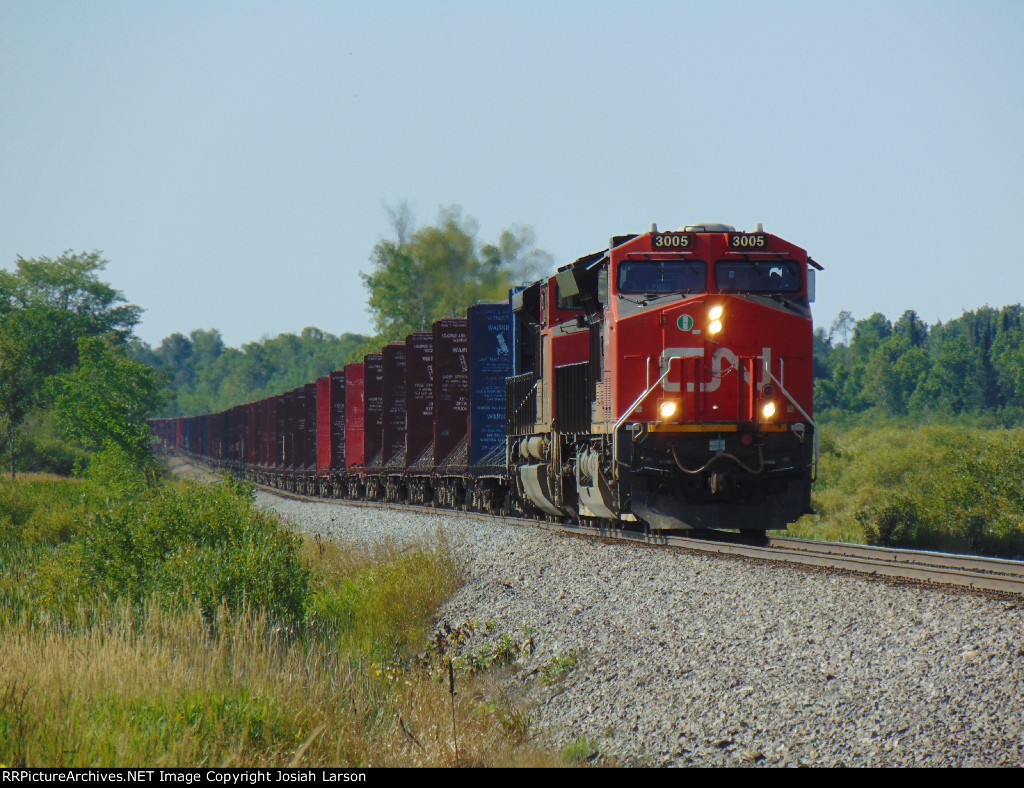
top-left (506, 372), bottom-right (537, 436)
top-left (598, 369), bottom-right (613, 422)
top-left (555, 361), bottom-right (591, 434)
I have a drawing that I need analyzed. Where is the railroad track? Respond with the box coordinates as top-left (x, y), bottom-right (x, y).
top-left (170, 457), bottom-right (1024, 598)
top-left (666, 532), bottom-right (1024, 596)
top-left (244, 476), bottom-right (1024, 598)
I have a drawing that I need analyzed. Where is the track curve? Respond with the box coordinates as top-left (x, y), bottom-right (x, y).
top-left (240, 467), bottom-right (1024, 597)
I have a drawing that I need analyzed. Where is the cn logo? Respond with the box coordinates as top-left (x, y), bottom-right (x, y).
top-left (659, 347), bottom-right (772, 393)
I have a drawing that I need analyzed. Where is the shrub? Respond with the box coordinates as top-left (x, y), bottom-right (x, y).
top-left (0, 475), bottom-right (85, 546)
top-left (79, 481), bottom-right (309, 624)
top-left (857, 496), bottom-right (921, 547)
top-left (30, 449), bottom-right (312, 624)
top-left (802, 423), bottom-right (1024, 557)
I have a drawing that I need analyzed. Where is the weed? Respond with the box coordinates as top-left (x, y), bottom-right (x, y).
top-left (0, 471), bottom-right (561, 767)
top-left (540, 652), bottom-right (580, 685)
top-left (562, 734), bottom-right (600, 763)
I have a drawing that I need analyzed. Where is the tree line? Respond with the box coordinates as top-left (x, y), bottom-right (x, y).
top-left (5, 216), bottom-right (1024, 477)
top-left (132, 327), bottom-right (370, 417)
top-left (814, 304), bottom-right (1024, 422)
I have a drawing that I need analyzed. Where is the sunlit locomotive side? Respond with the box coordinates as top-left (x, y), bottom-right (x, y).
top-left (508, 223), bottom-right (820, 531)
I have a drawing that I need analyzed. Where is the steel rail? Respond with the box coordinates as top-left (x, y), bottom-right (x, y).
top-left (172, 457), bottom-right (1024, 597)
top-left (245, 478), bottom-right (1024, 597)
top-left (768, 536), bottom-right (1024, 581)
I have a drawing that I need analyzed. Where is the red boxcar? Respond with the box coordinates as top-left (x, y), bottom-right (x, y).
top-left (344, 363), bottom-right (365, 469)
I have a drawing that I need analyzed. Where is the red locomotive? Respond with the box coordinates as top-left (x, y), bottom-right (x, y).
top-left (152, 222), bottom-right (820, 533)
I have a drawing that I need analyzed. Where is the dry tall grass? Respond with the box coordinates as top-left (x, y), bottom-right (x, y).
top-left (0, 598), bottom-right (557, 767)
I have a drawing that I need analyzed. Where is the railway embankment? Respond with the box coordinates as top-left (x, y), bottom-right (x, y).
top-left (262, 490), bottom-right (1024, 767)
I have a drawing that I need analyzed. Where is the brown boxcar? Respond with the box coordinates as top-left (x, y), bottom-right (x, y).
top-left (363, 353), bottom-right (384, 469)
top-left (405, 332), bottom-right (434, 469)
top-left (382, 344), bottom-right (408, 469)
top-left (433, 318), bottom-right (469, 468)
top-left (302, 381), bottom-right (317, 470)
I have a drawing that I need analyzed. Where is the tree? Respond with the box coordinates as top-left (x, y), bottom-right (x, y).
top-left (361, 204), bottom-right (552, 344)
top-left (849, 313), bottom-right (893, 360)
top-left (862, 337), bottom-right (930, 415)
top-left (49, 336), bottom-right (165, 467)
top-left (893, 309), bottom-right (928, 347)
top-left (0, 308), bottom-right (57, 477)
top-left (909, 337), bottom-right (985, 415)
top-left (0, 251), bottom-right (141, 477)
top-left (828, 310), bottom-right (856, 346)
top-left (992, 327), bottom-right (1024, 407)
top-left (0, 250), bottom-right (141, 348)
top-left (812, 326), bottom-right (832, 380)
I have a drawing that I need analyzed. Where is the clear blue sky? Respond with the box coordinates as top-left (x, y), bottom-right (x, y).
top-left (2, 0), bottom-right (1022, 348)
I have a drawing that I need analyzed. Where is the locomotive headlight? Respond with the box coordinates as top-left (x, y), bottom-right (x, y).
top-left (658, 400), bottom-right (678, 420)
top-left (762, 401), bottom-right (777, 419)
top-left (707, 305), bottom-right (724, 335)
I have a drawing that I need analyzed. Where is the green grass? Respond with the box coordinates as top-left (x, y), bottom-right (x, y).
top-left (540, 652), bottom-right (580, 685)
top-left (307, 538), bottom-right (459, 661)
top-left (561, 734), bottom-right (600, 763)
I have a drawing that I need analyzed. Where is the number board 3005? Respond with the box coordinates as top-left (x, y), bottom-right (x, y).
top-left (728, 233), bottom-right (768, 249)
top-left (651, 232), bottom-right (692, 249)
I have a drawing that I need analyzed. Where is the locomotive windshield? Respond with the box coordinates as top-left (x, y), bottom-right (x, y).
top-left (617, 259), bottom-right (706, 294)
top-left (714, 260), bottom-right (802, 294)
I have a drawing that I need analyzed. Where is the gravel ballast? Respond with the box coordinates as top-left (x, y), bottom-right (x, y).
top-left (260, 491), bottom-right (1024, 767)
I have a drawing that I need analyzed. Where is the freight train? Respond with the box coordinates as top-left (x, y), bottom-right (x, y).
top-left (151, 222), bottom-right (822, 532)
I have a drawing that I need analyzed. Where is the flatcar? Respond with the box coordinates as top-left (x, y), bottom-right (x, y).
top-left (151, 222), bottom-right (821, 532)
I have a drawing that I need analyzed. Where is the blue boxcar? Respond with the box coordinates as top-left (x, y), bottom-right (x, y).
top-left (467, 302), bottom-right (513, 467)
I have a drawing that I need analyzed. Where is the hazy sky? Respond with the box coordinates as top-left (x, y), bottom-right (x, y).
top-left (2, 1), bottom-right (1022, 348)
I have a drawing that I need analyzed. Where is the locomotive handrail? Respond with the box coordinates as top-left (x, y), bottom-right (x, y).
top-left (611, 357), bottom-right (818, 483)
top-left (764, 369), bottom-right (819, 481)
top-left (612, 356), bottom-right (677, 478)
